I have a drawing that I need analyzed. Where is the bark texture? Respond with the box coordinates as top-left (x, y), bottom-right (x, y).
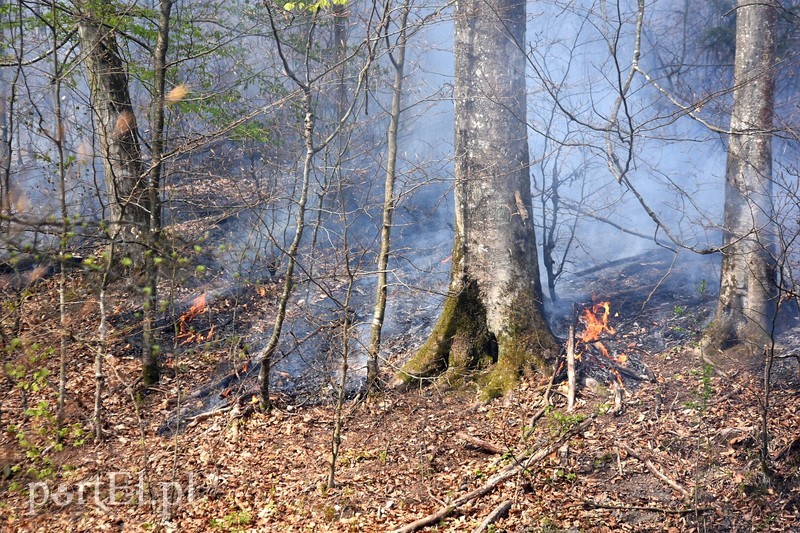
top-left (78, 15), bottom-right (151, 255)
top-left (704, 0), bottom-right (778, 358)
top-left (397, 0), bottom-right (556, 398)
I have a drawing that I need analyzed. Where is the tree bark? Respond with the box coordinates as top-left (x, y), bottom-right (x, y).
top-left (367, 0), bottom-right (410, 390)
top-left (396, 0), bottom-right (557, 399)
top-left (703, 0), bottom-right (778, 358)
top-left (140, 0), bottom-right (173, 387)
top-left (78, 12), bottom-right (151, 258)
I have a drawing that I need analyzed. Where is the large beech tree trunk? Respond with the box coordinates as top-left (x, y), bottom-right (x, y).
top-left (78, 15), bottom-right (151, 257)
top-left (704, 0), bottom-right (778, 358)
top-left (396, 0), bottom-right (557, 399)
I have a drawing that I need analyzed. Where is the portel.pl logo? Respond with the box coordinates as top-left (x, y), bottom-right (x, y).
top-left (28, 471), bottom-right (196, 515)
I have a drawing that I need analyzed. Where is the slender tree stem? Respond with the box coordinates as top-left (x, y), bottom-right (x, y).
top-left (51, 0), bottom-right (68, 440)
top-left (367, 0), bottom-right (410, 391)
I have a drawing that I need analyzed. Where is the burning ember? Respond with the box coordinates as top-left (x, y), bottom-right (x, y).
top-left (178, 293), bottom-right (214, 345)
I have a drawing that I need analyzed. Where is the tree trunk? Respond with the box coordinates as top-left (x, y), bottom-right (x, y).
top-left (78, 14), bottom-right (150, 258)
top-left (0, 60), bottom-right (9, 221)
top-left (703, 0), bottom-right (778, 359)
top-left (396, 0), bottom-right (557, 399)
top-left (366, 0), bottom-right (410, 391)
top-left (140, 0), bottom-right (173, 387)
top-left (53, 3), bottom-right (69, 439)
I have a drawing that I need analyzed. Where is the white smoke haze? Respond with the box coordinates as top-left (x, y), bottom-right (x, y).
top-left (2, 0), bottom-right (798, 400)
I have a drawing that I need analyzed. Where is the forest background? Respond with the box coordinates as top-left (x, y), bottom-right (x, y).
top-left (1, 0), bottom-right (799, 530)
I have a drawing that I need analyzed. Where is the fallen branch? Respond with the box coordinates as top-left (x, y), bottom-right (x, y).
top-left (775, 352), bottom-right (800, 363)
top-left (184, 405), bottom-right (234, 425)
top-left (529, 353), bottom-right (563, 427)
top-left (456, 432), bottom-right (506, 455)
top-left (390, 416), bottom-right (595, 533)
top-left (472, 500), bottom-right (512, 533)
top-left (582, 500), bottom-right (713, 515)
top-left (618, 442), bottom-right (690, 499)
top-left (609, 359), bottom-right (655, 382)
top-left (567, 308), bottom-right (577, 412)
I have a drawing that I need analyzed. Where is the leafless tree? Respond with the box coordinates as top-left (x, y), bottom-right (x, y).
top-left (257, 1), bottom-right (390, 409)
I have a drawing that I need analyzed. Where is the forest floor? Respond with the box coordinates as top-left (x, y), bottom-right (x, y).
top-left (2, 259), bottom-right (800, 532)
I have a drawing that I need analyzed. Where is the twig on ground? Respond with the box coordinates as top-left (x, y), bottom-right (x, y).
top-left (456, 432), bottom-right (506, 455)
top-left (183, 405), bottom-right (234, 425)
top-left (472, 500), bottom-right (512, 533)
top-left (618, 442), bottom-right (690, 499)
top-left (581, 500), bottom-right (713, 514)
top-left (530, 354), bottom-right (563, 426)
top-left (426, 486), bottom-right (447, 508)
top-left (390, 416), bottom-right (595, 533)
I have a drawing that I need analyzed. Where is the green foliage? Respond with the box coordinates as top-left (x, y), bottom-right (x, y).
top-left (684, 363), bottom-right (715, 414)
top-left (283, 0), bottom-right (348, 12)
top-left (596, 401), bottom-right (612, 416)
top-left (545, 407), bottom-right (586, 436)
top-left (670, 279), bottom-right (711, 346)
top-left (211, 509), bottom-right (253, 531)
top-left (552, 468), bottom-right (577, 483)
top-left (593, 452), bottom-right (614, 470)
top-left (3, 341), bottom-right (53, 394)
top-left (3, 342), bottom-right (85, 482)
top-left (697, 278), bottom-right (708, 297)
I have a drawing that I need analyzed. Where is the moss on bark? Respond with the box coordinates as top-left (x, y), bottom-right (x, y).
top-left (395, 279), bottom-right (492, 388)
top-left (480, 292), bottom-right (557, 400)
top-left (396, 278), bottom-right (557, 398)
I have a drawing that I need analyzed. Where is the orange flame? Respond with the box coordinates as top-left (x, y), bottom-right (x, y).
top-left (594, 341), bottom-right (610, 358)
top-left (177, 293), bottom-right (210, 344)
top-left (578, 301), bottom-right (616, 343)
top-left (182, 293), bottom-right (208, 322)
